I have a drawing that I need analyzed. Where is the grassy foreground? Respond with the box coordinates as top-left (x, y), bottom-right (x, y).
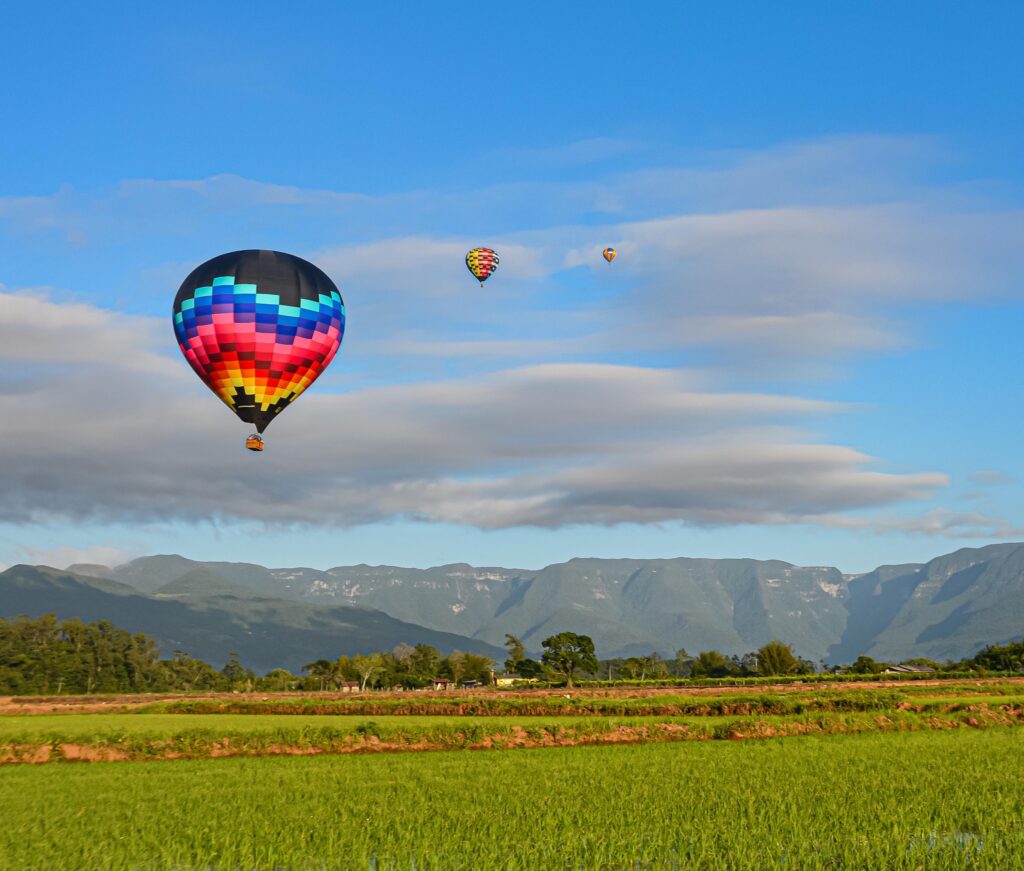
top-left (3, 685), bottom-right (1024, 762)
top-left (3, 705), bottom-right (1024, 762)
top-left (2, 730), bottom-right (1024, 869)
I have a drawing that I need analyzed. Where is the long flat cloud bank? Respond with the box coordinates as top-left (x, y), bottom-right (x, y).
top-left (0, 290), bottom-right (945, 529)
top-left (4, 136), bottom-right (1022, 535)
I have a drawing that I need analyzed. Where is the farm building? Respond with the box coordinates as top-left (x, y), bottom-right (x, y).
top-left (883, 664), bottom-right (936, 674)
top-left (494, 673), bottom-right (539, 687)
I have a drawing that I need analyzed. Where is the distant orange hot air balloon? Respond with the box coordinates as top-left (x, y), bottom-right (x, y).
top-left (602, 247), bottom-right (617, 263)
top-left (466, 247), bottom-right (499, 286)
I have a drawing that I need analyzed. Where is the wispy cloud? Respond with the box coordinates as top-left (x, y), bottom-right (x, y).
top-left (319, 198), bottom-right (1024, 376)
top-left (16, 543), bottom-right (136, 571)
top-left (969, 469), bottom-right (1015, 486)
top-left (0, 289), bottom-right (947, 530)
top-left (492, 136), bottom-right (645, 168)
top-left (818, 509), bottom-right (1024, 539)
top-left (0, 288), bottom-right (176, 375)
top-left (2, 136), bottom-right (1022, 539)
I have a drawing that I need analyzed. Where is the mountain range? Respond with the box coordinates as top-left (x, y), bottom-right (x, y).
top-left (0, 564), bottom-right (505, 673)
top-left (3, 542), bottom-right (1024, 670)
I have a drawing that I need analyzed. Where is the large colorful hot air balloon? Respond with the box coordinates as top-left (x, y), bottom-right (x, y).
top-left (602, 247), bottom-right (617, 263)
top-left (466, 247), bottom-right (499, 286)
top-left (173, 250), bottom-right (345, 451)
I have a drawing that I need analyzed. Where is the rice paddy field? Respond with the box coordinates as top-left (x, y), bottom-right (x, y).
top-left (3, 680), bottom-right (1024, 869)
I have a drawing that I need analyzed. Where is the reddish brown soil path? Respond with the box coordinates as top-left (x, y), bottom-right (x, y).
top-left (4, 707), bottom-right (1023, 766)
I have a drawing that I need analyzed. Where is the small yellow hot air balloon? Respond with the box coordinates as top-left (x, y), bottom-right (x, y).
top-left (466, 247), bottom-right (499, 286)
top-left (602, 247), bottom-right (617, 263)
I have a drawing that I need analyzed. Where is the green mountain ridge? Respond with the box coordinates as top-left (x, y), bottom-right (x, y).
top-left (53, 543), bottom-right (1024, 662)
top-left (0, 565), bottom-right (505, 673)
top-left (154, 568), bottom-right (260, 599)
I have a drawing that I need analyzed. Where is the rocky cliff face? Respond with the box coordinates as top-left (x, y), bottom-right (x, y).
top-left (61, 542), bottom-right (1024, 662)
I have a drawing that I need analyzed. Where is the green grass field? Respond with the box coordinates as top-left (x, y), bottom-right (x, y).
top-left (3, 683), bottom-right (1024, 760)
top-left (4, 683), bottom-right (1024, 867)
top-left (0, 712), bottom-right (636, 739)
top-left (129, 685), bottom-right (998, 716)
top-left (0, 711), bottom-right (890, 759)
top-left (3, 707), bottom-right (1021, 759)
top-left (3, 708), bottom-right (957, 737)
top-left (3, 730), bottom-right (1024, 869)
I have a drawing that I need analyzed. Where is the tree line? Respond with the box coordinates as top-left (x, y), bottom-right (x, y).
top-left (510, 634), bottom-right (1024, 681)
top-left (588, 642), bottom-right (1024, 680)
top-left (1, 614), bottom-right (1021, 694)
top-left (0, 614), bottom-right (247, 694)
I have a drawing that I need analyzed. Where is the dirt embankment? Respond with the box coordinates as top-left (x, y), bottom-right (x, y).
top-left (3, 678), bottom-right (1021, 715)
top-left (3, 704), bottom-right (1024, 765)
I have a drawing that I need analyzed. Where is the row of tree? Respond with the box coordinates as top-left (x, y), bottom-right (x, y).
top-left (839, 642), bottom-right (1024, 676)
top-left (301, 644), bottom-right (494, 691)
top-left (2, 614), bottom-right (1022, 694)
top-left (537, 638), bottom-right (1024, 681)
top-left (0, 615), bottom-right (599, 693)
top-left (0, 613), bottom-right (214, 694)
top-left (577, 641), bottom-right (816, 680)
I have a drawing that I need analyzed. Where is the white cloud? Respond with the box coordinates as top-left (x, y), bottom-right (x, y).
top-left (637, 312), bottom-right (907, 360)
top-left (0, 289), bottom-right (177, 375)
top-left (119, 175), bottom-right (371, 210)
top-left (298, 199), bottom-right (1024, 375)
top-left (0, 175), bottom-right (375, 248)
top-left (589, 205), bottom-right (1024, 312)
top-left (315, 236), bottom-right (548, 293)
top-left (817, 509), bottom-right (1024, 539)
top-left (365, 441), bottom-right (946, 529)
top-left (5, 138), bottom-right (1024, 379)
top-left (969, 469), bottom-right (1015, 486)
top-left (2, 135), bottom-right (1022, 539)
top-left (16, 544), bottom-right (135, 571)
top-left (0, 290), bottom-right (949, 531)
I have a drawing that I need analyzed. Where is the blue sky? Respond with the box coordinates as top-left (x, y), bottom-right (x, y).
top-left (2, 2), bottom-right (1024, 573)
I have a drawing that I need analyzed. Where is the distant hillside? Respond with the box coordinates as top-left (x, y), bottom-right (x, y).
top-left (155, 568), bottom-right (258, 599)
top-left (0, 565), bottom-right (504, 673)
top-left (830, 543), bottom-right (1024, 663)
top-left (55, 543), bottom-right (1024, 662)
top-left (72, 555), bottom-right (289, 597)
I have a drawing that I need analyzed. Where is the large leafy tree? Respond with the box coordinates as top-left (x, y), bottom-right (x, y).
top-left (302, 658), bottom-right (336, 690)
top-left (504, 633), bottom-right (526, 673)
top-left (690, 650), bottom-right (734, 678)
top-left (541, 632), bottom-right (597, 688)
top-left (756, 640), bottom-right (800, 676)
top-left (163, 650), bottom-right (224, 691)
top-left (351, 653), bottom-right (386, 691)
top-left (970, 641), bottom-right (1024, 672)
top-left (392, 643), bottom-right (415, 670)
top-left (409, 644), bottom-right (441, 679)
top-left (221, 652), bottom-right (254, 689)
top-left (462, 652), bottom-right (496, 683)
top-left (516, 657), bottom-right (544, 678)
top-left (619, 657), bottom-right (644, 680)
top-left (849, 655), bottom-right (884, 675)
top-left (443, 650), bottom-right (467, 684)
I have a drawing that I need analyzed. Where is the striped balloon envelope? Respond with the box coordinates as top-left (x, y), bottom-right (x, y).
top-left (173, 250), bottom-right (345, 447)
top-left (466, 247), bottom-right (499, 286)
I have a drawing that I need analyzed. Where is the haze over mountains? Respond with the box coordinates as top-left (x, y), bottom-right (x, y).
top-left (3, 543), bottom-right (1023, 670)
